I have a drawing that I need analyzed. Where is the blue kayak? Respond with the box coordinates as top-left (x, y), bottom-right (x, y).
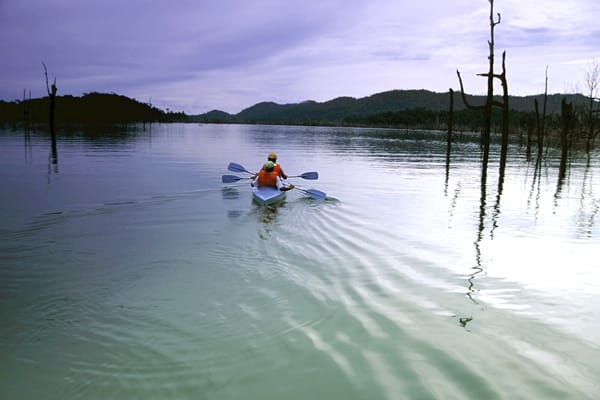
top-left (252, 186), bottom-right (286, 206)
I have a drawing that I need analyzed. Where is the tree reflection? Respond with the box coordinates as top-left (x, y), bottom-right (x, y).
top-left (555, 99), bottom-right (574, 202)
top-left (23, 124), bottom-right (33, 164)
top-left (577, 155), bottom-right (599, 237)
top-left (527, 158), bottom-right (543, 220)
top-left (50, 136), bottom-right (58, 165)
top-left (47, 128), bottom-right (59, 180)
top-left (491, 131), bottom-right (509, 238)
top-left (469, 145), bottom-right (489, 306)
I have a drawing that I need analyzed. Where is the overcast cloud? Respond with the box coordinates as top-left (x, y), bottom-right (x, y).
top-left (1, 0), bottom-right (599, 114)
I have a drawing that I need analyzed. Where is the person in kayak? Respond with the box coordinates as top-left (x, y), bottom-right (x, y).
top-left (255, 152), bottom-right (287, 179)
top-left (251, 161), bottom-right (294, 191)
top-left (268, 152), bottom-right (288, 179)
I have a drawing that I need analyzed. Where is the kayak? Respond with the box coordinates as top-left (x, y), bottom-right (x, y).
top-left (252, 185), bottom-right (286, 206)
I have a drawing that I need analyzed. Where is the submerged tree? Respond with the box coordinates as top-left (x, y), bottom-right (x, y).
top-left (456, 0), bottom-right (502, 152)
top-left (42, 62), bottom-right (58, 164)
top-left (445, 88), bottom-right (454, 194)
top-left (533, 67), bottom-right (549, 161)
top-left (453, 0), bottom-right (514, 306)
top-left (556, 98), bottom-right (575, 198)
top-left (456, 0), bottom-right (510, 208)
top-left (584, 59), bottom-right (600, 152)
top-left (42, 62), bottom-right (57, 133)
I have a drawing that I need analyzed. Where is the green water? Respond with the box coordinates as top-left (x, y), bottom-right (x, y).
top-left (1, 124), bottom-right (599, 399)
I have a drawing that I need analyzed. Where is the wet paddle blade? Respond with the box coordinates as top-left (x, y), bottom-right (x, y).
top-left (222, 174), bottom-right (243, 183)
top-left (299, 171), bottom-right (319, 180)
top-left (297, 187), bottom-right (326, 200)
top-left (227, 162), bottom-right (252, 174)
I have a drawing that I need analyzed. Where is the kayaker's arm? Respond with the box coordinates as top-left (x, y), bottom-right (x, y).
top-left (276, 176), bottom-right (294, 191)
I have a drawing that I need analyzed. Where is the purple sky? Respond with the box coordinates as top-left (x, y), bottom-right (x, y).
top-left (1, 0), bottom-right (600, 114)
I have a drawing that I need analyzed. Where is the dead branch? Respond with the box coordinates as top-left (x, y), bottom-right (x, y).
top-left (456, 70), bottom-right (485, 110)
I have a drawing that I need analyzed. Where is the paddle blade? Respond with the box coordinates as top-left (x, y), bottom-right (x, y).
top-left (288, 171), bottom-right (318, 180)
top-left (299, 171), bottom-right (318, 180)
top-left (298, 187), bottom-right (326, 200)
top-left (222, 174), bottom-right (243, 183)
top-left (227, 162), bottom-right (252, 174)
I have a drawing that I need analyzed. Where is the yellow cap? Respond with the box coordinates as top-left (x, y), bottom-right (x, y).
top-left (267, 152), bottom-right (277, 160)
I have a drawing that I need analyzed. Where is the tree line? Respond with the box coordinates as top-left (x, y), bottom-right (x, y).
top-left (0, 92), bottom-right (185, 127)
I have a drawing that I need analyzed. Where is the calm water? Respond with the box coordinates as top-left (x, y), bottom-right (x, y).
top-left (1, 123), bottom-right (599, 399)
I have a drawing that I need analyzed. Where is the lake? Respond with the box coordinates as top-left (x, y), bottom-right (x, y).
top-left (1, 123), bottom-right (599, 399)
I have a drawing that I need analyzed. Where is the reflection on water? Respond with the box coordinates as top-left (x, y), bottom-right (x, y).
top-left (257, 204), bottom-right (281, 225)
top-left (221, 187), bottom-right (240, 200)
top-left (577, 156), bottom-right (599, 237)
top-left (1, 124), bottom-right (599, 400)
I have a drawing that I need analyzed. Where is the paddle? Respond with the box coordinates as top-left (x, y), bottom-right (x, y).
top-left (227, 162), bottom-right (254, 174)
top-left (288, 171), bottom-right (319, 180)
top-left (294, 185), bottom-right (327, 200)
top-left (222, 174), bottom-right (250, 183)
top-left (227, 162), bottom-right (318, 180)
top-left (224, 174), bottom-right (325, 199)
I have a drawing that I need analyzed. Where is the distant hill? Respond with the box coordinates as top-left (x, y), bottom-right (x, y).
top-left (2, 89), bottom-right (590, 130)
top-left (191, 89), bottom-right (588, 126)
top-left (0, 92), bottom-right (183, 125)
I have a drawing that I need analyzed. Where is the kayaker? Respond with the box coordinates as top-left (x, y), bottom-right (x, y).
top-left (269, 152), bottom-right (288, 179)
top-left (255, 152), bottom-right (287, 179)
top-left (251, 161), bottom-right (294, 191)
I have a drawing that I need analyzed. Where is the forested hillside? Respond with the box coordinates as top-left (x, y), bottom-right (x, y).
top-left (0, 92), bottom-right (183, 125)
top-left (192, 89), bottom-right (588, 130)
top-left (1, 89), bottom-right (590, 132)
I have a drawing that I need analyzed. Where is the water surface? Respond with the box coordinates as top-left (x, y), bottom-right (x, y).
top-left (1, 124), bottom-right (599, 399)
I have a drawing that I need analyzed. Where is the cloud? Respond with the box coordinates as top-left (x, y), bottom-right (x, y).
top-left (1, 0), bottom-right (600, 113)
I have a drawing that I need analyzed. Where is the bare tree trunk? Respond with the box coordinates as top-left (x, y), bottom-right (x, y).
top-left (533, 67), bottom-right (549, 161)
top-left (22, 88), bottom-right (32, 132)
top-left (488, 51), bottom-right (509, 239)
top-left (584, 60), bottom-right (599, 152)
top-left (526, 116), bottom-right (534, 161)
top-left (541, 67), bottom-right (548, 154)
top-left (42, 62), bottom-right (58, 164)
top-left (534, 99), bottom-right (542, 159)
top-left (456, 0), bottom-right (501, 148)
top-left (447, 88), bottom-right (454, 156)
top-left (495, 51), bottom-right (509, 177)
top-left (455, 0), bottom-right (503, 307)
top-left (482, 1), bottom-right (500, 150)
top-left (445, 89), bottom-right (454, 194)
top-left (558, 98), bottom-right (573, 187)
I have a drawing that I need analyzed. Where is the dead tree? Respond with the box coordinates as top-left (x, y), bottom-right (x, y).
top-left (491, 51), bottom-right (509, 177)
top-left (456, 0), bottom-right (502, 152)
top-left (42, 62), bottom-right (58, 164)
top-left (456, 0), bottom-right (510, 198)
top-left (42, 62), bottom-right (57, 134)
top-left (447, 88), bottom-right (454, 156)
top-left (445, 88), bottom-right (454, 194)
top-left (457, 0), bottom-right (512, 250)
top-left (555, 98), bottom-right (574, 199)
top-left (526, 116), bottom-right (534, 161)
top-left (533, 67), bottom-right (549, 161)
top-left (584, 60), bottom-right (600, 151)
top-left (22, 89), bottom-right (31, 130)
top-left (560, 98), bottom-right (574, 163)
top-left (482, 1), bottom-right (501, 150)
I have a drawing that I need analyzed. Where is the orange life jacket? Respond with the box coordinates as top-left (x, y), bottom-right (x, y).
top-left (260, 163), bottom-right (283, 177)
top-left (257, 169), bottom-right (278, 188)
